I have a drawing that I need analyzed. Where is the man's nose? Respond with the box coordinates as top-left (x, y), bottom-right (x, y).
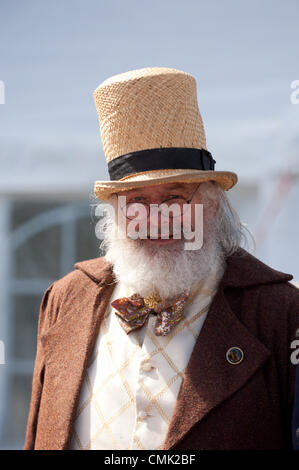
top-left (145, 206), bottom-right (182, 234)
top-left (146, 205), bottom-right (166, 226)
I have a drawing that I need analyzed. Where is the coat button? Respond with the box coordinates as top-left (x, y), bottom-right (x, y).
top-left (142, 362), bottom-right (154, 372)
top-left (226, 347), bottom-right (244, 365)
top-left (138, 410), bottom-right (148, 420)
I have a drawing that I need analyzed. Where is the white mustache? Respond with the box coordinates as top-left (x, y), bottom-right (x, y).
top-left (126, 221), bottom-right (185, 239)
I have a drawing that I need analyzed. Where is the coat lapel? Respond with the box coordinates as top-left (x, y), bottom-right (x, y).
top-left (162, 283), bottom-right (272, 449)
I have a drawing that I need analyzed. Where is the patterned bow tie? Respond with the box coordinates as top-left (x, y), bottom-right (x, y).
top-left (111, 290), bottom-right (190, 336)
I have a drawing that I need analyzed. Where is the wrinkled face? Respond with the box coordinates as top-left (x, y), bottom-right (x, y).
top-left (114, 181), bottom-right (218, 247)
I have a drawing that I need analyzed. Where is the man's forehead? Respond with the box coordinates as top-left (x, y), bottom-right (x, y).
top-left (121, 182), bottom-right (195, 195)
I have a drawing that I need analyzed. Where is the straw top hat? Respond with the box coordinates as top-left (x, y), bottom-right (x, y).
top-left (93, 66), bottom-right (238, 200)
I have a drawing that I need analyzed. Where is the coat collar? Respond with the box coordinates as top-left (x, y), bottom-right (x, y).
top-left (74, 247), bottom-right (293, 289)
top-left (40, 247), bottom-right (293, 449)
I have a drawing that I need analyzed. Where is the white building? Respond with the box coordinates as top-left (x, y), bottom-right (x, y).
top-left (0, 114), bottom-right (298, 448)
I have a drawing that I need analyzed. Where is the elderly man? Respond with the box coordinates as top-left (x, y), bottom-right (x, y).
top-left (24, 67), bottom-right (299, 450)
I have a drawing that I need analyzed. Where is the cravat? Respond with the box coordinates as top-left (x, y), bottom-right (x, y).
top-left (111, 290), bottom-right (190, 336)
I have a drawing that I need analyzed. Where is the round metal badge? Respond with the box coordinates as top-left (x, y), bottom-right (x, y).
top-left (226, 347), bottom-right (244, 365)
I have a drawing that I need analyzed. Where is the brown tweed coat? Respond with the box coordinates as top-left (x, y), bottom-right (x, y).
top-left (24, 247), bottom-right (299, 450)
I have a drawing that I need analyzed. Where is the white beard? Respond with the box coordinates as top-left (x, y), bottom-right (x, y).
top-left (101, 209), bottom-right (226, 300)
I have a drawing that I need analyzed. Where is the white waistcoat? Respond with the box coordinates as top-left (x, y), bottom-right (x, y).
top-left (70, 265), bottom-right (225, 450)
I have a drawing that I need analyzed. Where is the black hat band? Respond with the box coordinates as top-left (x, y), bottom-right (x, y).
top-left (108, 147), bottom-right (216, 181)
